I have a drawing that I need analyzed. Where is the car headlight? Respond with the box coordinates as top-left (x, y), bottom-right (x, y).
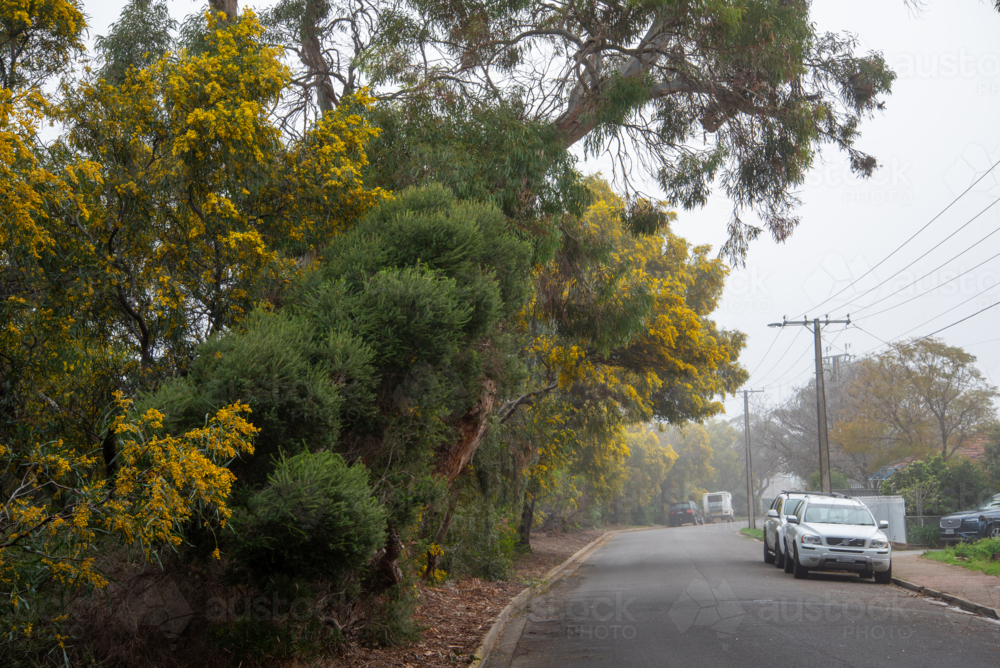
top-left (801, 534), bottom-right (822, 545)
top-left (962, 518), bottom-right (979, 525)
top-left (870, 538), bottom-right (888, 549)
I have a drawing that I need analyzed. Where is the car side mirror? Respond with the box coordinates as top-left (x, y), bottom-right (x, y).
top-left (785, 515), bottom-right (799, 525)
top-left (879, 520), bottom-right (889, 530)
top-left (766, 509), bottom-right (779, 519)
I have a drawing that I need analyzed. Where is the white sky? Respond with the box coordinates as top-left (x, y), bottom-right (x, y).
top-left (84, 1), bottom-right (1000, 417)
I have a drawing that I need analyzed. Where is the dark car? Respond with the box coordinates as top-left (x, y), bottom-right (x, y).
top-left (939, 493), bottom-right (1000, 543)
top-left (668, 501), bottom-right (704, 526)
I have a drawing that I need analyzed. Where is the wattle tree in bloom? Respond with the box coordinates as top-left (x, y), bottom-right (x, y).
top-left (0, 3), bottom-right (386, 645)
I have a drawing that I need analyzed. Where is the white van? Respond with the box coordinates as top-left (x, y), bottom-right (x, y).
top-left (703, 491), bottom-right (734, 523)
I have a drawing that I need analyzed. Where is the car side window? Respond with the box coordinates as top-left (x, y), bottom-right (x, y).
top-left (774, 497), bottom-right (783, 514)
top-left (784, 499), bottom-right (801, 515)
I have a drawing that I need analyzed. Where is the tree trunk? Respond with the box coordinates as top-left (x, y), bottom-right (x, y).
top-left (101, 428), bottom-right (118, 480)
top-left (209, 0), bottom-right (238, 21)
top-left (516, 496), bottom-right (536, 552)
top-left (435, 381), bottom-right (495, 482)
top-left (423, 488), bottom-right (461, 581)
top-left (299, 0), bottom-right (338, 112)
top-left (370, 527), bottom-right (404, 589)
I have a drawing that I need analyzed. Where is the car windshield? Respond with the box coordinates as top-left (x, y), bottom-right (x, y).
top-left (975, 495), bottom-right (1000, 510)
top-left (803, 503), bottom-right (874, 526)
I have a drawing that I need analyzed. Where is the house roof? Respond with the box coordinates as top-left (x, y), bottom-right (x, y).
top-left (951, 435), bottom-right (988, 462)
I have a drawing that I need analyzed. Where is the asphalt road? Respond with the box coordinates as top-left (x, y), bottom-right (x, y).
top-left (491, 523), bottom-right (1000, 668)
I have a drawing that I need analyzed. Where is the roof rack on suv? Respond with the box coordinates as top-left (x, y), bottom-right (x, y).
top-left (779, 490), bottom-right (849, 498)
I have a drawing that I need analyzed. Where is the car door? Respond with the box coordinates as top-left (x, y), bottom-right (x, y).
top-left (767, 496), bottom-right (783, 548)
top-left (779, 499), bottom-right (802, 549)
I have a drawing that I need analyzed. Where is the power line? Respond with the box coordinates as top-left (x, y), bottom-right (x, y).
top-left (876, 278), bottom-right (999, 345)
top-left (852, 322), bottom-right (892, 348)
top-left (854, 243), bottom-right (1000, 319)
top-left (745, 328), bottom-right (784, 382)
top-left (761, 324), bottom-right (850, 389)
top-left (795, 158), bottom-right (1000, 318)
top-left (752, 327), bottom-right (807, 387)
top-left (834, 197), bottom-right (1000, 316)
top-left (913, 298), bottom-right (1000, 344)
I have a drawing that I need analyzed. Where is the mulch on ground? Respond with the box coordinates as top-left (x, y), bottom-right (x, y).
top-left (333, 527), bottom-right (610, 667)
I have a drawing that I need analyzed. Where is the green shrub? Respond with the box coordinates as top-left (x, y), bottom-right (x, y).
top-left (442, 499), bottom-right (517, 581)
top-left (953, 536), bottom-right (1000, 561)
top-left (230, 451), bottom-right (386, 584)
top-left (355, 584), bottom-right (422, 648)
top-left (209, 616), bottom-right (325, 667)
top-left (906, 524), bottom-right (941, 547)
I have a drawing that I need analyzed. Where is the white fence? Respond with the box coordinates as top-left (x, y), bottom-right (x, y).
top-left (855, 495), bottom-right (908, 544)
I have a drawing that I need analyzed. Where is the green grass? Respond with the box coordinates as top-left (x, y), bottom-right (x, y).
top-left (740, 527), bottom-right (764, 540)
top-left (922, 537), bottom-right (1000, 577)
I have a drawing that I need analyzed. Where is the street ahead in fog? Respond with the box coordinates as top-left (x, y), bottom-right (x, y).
top-left (492, 525), bottom-right (1000, 668)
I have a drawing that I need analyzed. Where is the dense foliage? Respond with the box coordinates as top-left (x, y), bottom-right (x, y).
top-left (0, 0), bottom-right (914, 663)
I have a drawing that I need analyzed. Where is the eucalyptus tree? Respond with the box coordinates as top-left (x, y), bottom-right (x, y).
top-left (263, 0), bottom-right (895, 259)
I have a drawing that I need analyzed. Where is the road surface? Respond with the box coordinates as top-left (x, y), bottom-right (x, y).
top-left (487, 523), bottom-right (1000, 667)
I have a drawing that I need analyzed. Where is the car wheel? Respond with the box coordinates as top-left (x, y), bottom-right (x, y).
top-left (989, 524), bottom-right (1000, 539)
top-left (792, 544), bottom-right (809, 580)
top-left (774, 542), bottom-right (785, 569)
top-left (783, 541), bottom-right (794, 574)
top-left (874, 564), bottom-right (892, 585)
top-left (764, 536), bottom-right (775, 564)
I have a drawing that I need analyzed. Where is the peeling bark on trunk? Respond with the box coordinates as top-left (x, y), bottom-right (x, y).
top-left (434, 380), bottom-right (496, 482)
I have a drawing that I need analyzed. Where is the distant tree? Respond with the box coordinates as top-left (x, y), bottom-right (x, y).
top-left (657, 424), bottom-right (716, 505)
top-left (807, 470), bottom-right (850, 492)
top-left (838, 339), bottom-right (997, 463)
top-left (621, 426), bottom-right (678, 524)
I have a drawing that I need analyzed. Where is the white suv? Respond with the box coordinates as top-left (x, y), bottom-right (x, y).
top-left (782, 495), bottom-right (893, 584)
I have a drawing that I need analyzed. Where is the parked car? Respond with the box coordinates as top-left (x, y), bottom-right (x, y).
top-left (939, 493), bottom-right (1000, 544)
top-left (782, 494), bottom-right (893, 584)
top-left (668, 501), bottom-right (704, 526)
top-left (702, 491), bottom-right (735, 523)
top-left (763, 491), bottom-right (808, 569)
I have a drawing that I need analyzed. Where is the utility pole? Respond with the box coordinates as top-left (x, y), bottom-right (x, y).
top-left (743, 389), bottom-right (764, 529)
top-left (768, 315), bottom-right (850, 493)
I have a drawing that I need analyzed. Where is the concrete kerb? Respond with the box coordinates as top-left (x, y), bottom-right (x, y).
top-left (467, 526), bottom-right (665, 668)
top-left (892, 576), bottom-right (1000, 620)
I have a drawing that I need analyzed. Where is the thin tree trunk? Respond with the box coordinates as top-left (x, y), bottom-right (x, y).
top-left (516, 496), bottom-right (536, 552)
top-left (423, 488), bottom-right (461, 581)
